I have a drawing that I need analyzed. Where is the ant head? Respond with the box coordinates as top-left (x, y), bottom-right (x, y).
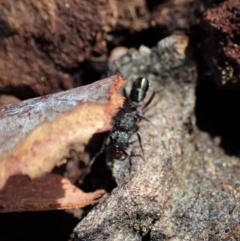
top-left (130, 77), bottom-right (149, 108)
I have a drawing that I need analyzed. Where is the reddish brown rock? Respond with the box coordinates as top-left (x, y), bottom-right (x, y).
top-left (201, 0), bottom-right (240, 88)
top-left (150, 0), bottom-right (203, 32)
top-left (0, 0), bottom-right (108, 97)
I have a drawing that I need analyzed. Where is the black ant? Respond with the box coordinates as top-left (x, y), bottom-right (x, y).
top-left (106, 77), bottom-right (155, 161)
top-left (90, 77), bottom-right (155, 167)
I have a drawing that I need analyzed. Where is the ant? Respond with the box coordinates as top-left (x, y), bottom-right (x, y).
top-left (106, 77), bottom-right (155, 161)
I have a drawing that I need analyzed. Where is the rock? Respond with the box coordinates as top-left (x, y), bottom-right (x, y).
top-left (200, 0), bottom-right (240, 88)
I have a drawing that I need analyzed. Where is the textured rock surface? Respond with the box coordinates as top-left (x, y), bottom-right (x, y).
top-left (0, 0), bottom-right (108, 97)
top-left (74, 35), bottom-right (240, 240)
top-left (150, 0), bottom-right (201, 32)
top-left (200, 0), bottom-right (240, 88)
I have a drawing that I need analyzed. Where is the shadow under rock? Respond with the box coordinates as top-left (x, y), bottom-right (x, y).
top-left (195, 76), bottom-right (240, 156)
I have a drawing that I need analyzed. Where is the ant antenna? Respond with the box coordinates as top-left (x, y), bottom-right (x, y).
top-left (142, 90), bottom-right (157, 111)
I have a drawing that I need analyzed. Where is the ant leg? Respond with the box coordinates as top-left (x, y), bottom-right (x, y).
top-left (89, 135), bottom-right (108, 166)
top-left (142, 90), bottom-right (157, 112)
top-left (137, 90), bottom-right (158, 128)
top-left (136, 113), bottom-right (158, 129)
top-left (136, 113), bottom-right (150, 122)
top-left (89, 147), bottom-right (104, 167)
top-left (121, 149), bottom-right (130, 159)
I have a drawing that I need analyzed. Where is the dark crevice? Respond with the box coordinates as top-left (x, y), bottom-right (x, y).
top-left (192, 25), bottom-right (240, 157)
top-left (80, 151), bottom-right (116, 192)
top-left (80, 133), bottom-right (117, 193)
top-left (81, 26), bottom-right (168, 85)
top-left (0, 16), bottom-right (16, 38)
top-left (142, 230), bottom-right (151, 241)
top-left (0, 84), bottom-right (39, 100)
top-left (0, 211), bottom-right (79, 241)
top-left (195, 73), bottom-right (240, 157)
top-left (106, 26), bottom-right (168, 54)
top-left (146, 0), bottom-right (168, 12)
top-left (80, 60), bottom-right (105, 85)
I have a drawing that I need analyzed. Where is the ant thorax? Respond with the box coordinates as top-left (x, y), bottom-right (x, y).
top-left (107, 130), bottom-right (131, 160)
top-left (114, 111), bottom-right (139, 132)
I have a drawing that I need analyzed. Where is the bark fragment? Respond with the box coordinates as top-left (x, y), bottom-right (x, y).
top-left (0, 75), bottom-right (125, 191)
top-left (0, 75), bottom-right (123, 156)
top-left (0, 174), bottom-right (105, 211)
